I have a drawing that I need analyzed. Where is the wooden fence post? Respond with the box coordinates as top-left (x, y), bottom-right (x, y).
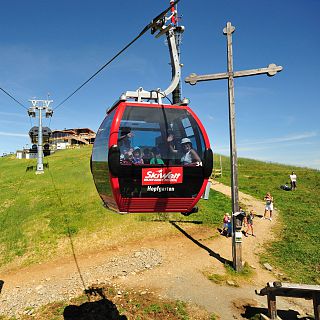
top-left (314, 293), bottom-right (320, 320)
top-left (267, 292), bottom-right (277, 319)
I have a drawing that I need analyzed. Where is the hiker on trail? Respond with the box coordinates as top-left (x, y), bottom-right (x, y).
top-left (232, 206), bottom-right (247, 231)
top-left (221, 213), bottom-right (230, 235)
top-left (238, 207), bottom-right (246, 228)
top-left (262, 192), bottom-right (274, 221)
top-left (245, 210), bottom-right (255, 237)
top-left (289, 171), bottom-right (297, 191)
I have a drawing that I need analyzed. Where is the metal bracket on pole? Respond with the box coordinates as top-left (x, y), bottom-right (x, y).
top-left (123, 18), bottom-right (182, 103)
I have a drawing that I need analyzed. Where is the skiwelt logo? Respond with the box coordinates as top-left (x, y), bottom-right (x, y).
top-left (142, 167), bottom-right (183, 185)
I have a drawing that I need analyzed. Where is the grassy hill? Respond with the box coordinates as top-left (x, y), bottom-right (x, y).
top-left (215, 155), bottom-right (320, 284)
top-left (0, 146), bottom-right (230, 271)
top-left (0, 147), bottom-right (319, 284)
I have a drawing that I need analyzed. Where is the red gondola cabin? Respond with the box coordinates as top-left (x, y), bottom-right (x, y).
top-left (91, 100), bottom-right (213, 214)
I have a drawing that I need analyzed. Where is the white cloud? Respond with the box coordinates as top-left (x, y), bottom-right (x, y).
top-left (213, 132), bottom-right (318, 154)
top-left (214, 145), bottom-right (270, 153)
top-left (0, 111), bottom-right (26, 117)
top-left (0, 119), bottom-right (28, 125)
top-left (281, 115), bottom-right (296, 126)
top-left (240, 132), bottom-right (317, 146)
top-left (0, 131), bottom-right (28, 137)
top-left (236, 85), bottom-right (269, 97)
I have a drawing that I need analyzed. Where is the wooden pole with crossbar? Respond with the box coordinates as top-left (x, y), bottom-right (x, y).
top-left (185, 22), bottom-right (282, 272)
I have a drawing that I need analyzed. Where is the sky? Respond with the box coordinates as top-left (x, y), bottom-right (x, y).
top-left (0, 0), bottom-right (319, 169)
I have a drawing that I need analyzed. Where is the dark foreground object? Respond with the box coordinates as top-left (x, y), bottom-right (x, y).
top-left (256, 282), bottom-right (320, 320)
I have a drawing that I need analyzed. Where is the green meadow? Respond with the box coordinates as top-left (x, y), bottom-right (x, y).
top-left (216, 155), bottom-right (320, 284)
top-left (0, 146), bottom-right (319, 284)
top-left (0, 146), bottom-right (230, 271)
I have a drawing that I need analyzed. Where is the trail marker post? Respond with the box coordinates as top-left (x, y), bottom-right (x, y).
top-left (185, 22), bottom-right (282, 271)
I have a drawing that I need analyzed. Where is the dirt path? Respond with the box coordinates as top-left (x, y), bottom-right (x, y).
top-left (117, 181), bottom-right (312, 319)
top-left (0, 181), bottom-right (313, 319)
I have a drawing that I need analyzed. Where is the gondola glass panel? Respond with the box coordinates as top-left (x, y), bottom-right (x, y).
top-left (117, 106), bottom-right (206, 199)
top-left (92, 101), bottom-right (212, 213)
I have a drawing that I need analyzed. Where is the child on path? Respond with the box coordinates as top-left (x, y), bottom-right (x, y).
top-left (221, 213), bottom-right (230, 235)
top-left (245, 210), bottom-right (255, 237)
top-left (262, 192), bottom-right (274, 220)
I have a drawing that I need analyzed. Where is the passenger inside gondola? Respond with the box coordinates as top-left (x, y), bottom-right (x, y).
top-left (142, 148), bottom-right (152, 164)
top-left (150, 147), bottom-right (164, 164)
top-left (118, 127), bottom-right (133, 160)
top-left (167, 134), bottom-right (202, 165)
top-left (117, 106), bottom-right (206, 167)
top-left (132, 147), bottom-right (144, 164)
top-left (120, 147), bottom-right (133, 164)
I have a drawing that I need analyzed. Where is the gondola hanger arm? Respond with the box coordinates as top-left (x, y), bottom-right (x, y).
top-left (122, 7), bottom-right (183, 104)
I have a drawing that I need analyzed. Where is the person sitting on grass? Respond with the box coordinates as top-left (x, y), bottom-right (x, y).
top-left (280, 182), bottom-right (291, 191)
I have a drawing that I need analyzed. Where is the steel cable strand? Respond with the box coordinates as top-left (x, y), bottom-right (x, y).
top-left (47, 165), bottom-right (88, 294)
top-left (0, 87), bottom-right (27, 110)
top-left (54, 0), bottom-right (181, 111)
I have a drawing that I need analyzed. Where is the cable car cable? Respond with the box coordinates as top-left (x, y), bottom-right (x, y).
top-left (47, 166), bottom-right (87, 292)
top-left (0, 169), bottom-right (28, 227)
top-left (0, 92), bottom-right (38, 142)
top-left (54, 0), bottom-right (181, 111)
top-left (0, 87), bottom-right (27, 110)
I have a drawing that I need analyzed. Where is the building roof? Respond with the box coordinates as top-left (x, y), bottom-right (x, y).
top-left (52, 128), bottom-right (95, 134)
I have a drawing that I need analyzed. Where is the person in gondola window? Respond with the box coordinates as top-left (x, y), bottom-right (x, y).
top-left (150, 147), bottom-right (164, 165)
top-left (167, 135), bottom-right (201, 165)
top-left (132, 147), bottom-right (144, 165)
top-left (118, 127), bottom-right (133, 160)
top-left (142, 147), bottom-right (152, 164)
top-left (118, 128), bottom-right (133, 151)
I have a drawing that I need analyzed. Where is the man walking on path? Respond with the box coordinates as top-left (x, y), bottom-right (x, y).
top-left (290, 171), bottom-right (297, 190)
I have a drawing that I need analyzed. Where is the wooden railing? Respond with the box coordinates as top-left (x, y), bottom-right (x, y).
top-left (256, 282), bottom-right (320, 320)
